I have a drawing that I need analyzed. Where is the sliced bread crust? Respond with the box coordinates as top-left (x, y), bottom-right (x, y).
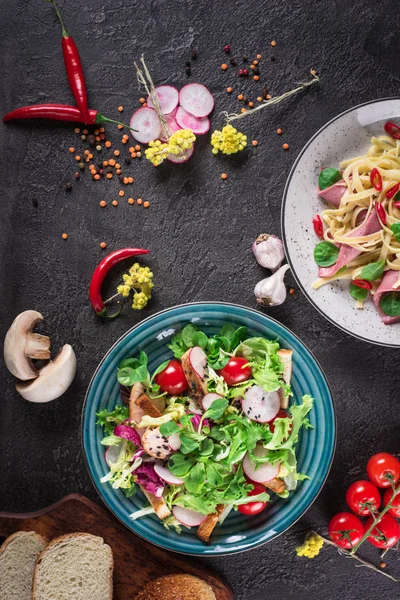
top-left (0, 531), bottom-right (47, 600)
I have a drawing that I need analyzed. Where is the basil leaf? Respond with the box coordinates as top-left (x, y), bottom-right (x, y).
top-left (391, 223), bottom-right (400, 243)
top-left (139, 351), bottom-right (148, 366)
top-left (203, 398), bottom-right (229, 421)
top-left (318, 168), bottom-right (342, 191)
top-left (349, 283), bottom-right (368, 301)
top-left (168, 453), bottom-right (195, 477)
top-left (314, 241), bottom-right (339, 267)
top-left (192, 331), bottom-right (208, 348)
top-left (184, 462), bottom-right (205, 494)
top-left (230, 326), bottom-right (248, 351)
top-left (119, 357), bottom-right (140, 370)
top-left (132, 364), bottom-right (149, 383)
top-left (198, 438), bottom-right (214, 456)
top-left (181, 324), bottom-right (198, 347)
top-left (380, 291), bottom-right (400, 316)
top-left (117, 367), bottom-right (137, 386)
top-left (152, 360), bottom-right (170, 378)
top-left (180, 432), bottom-right (201, 454)
top-left (360, 259), bottom-right (385, 281)
top-left (160, 421), bottom-right (180, 436)
top-left (214, 335), bottom-right (231, 352)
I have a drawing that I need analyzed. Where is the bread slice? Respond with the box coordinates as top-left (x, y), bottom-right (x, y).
top-left (277, 349), bottom-right (293, 408)
top-left (264, 477), bottom-right (286, 495)
top-left (32, 533), bottom-right (113, 600)
top-left (0, 531), bottom-right (47, 600)
top-left (141, 489), bottom-right (171, 520)
top-left (196, 504), bottom-right (225, 543)
top-left (137, 574), bottom-right (216, 600)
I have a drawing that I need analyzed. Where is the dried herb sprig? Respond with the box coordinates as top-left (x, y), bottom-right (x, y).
top-left (134, 55), bottom-right (171, 140)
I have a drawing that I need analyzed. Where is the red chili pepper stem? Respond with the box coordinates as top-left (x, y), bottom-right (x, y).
top-left (96, 113), bottom-right (138, 131)
top-left (47, 0), bottom-right (68, 38)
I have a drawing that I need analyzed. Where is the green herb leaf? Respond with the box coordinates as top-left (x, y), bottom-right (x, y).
top-left (206, 462), bottom-right (223, 487)
top-left (380, 291), bottom-right (400, 317)
top-left (207, 338), bottom-right (220, 354)
top-left (203, 398), bottom-right (229, 421)
top-left (182, 324), bottom-right (198, 347)
top-left (96, 405), bottom-right (129, 436)
top-left (390, 222), bottom-right (400, 243)
top-left (152, 360), bottom-right (170, 379)
top-left (160, 421), bottom-right (180, 436)
top-left (318, 167), bottom-right (342, 191)
top-left (117, 367), bottom-right (137, 386)
top-left (168, 453), bottom-right (196, 477)
top-left (167, 333), bottom-right (187, 359)
top-left (184, 462), bottom-right (205, 494)
top-left (139, 351), bottom-right (148, 366)
top-left (230, 326), bottom-right (248, 351)
top-left (349, 283), bottom-right (368, 301)
top-left (198, 438), bottom-right (214, 456)
top-left (314, 241), bottom-right (340, 267)
top-left (220, 324), bottom-right (236, 339)
top-left (180, 432), bottom-right (201, 454)
top-left (360, 260), bottom-right (385, 281)
top-left (192, 331), bottom-right (208, 348)
top-left (214, 335), bottom-right (231, 352)
top-left (119, 357), bottom-right (140, 370)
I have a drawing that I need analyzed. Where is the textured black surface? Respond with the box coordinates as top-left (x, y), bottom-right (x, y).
top-left (1, 0), bottom-right (400, 598)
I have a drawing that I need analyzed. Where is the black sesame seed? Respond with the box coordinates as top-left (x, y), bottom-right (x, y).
top-left (185, 61), bottom-right (191, 67)
top-left (230, 58), bottom-right (237, 66)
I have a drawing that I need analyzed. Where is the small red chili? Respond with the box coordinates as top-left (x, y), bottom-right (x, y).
top-left (393, 201), bottom-right (400, 209)
top-left (352, 279), bottom-right (373, 290)
top-left (89, 248), bottom-right (150, 318)
top-left (312, 215), bottom-right (324, 238)
top-left (370, 168), bottom-right (382, 191)
top-left (386, 183), bottom-right (400, 199)
top-left (376, 202), bottom-right (387, 225)
top-left (384, 121), bottom-right (400, 140)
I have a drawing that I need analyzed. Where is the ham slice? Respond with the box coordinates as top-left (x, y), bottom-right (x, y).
top-left (318, 180), bottom-right (347, 208)
top-left (373, 270), bottom-right (400, 325)
top-left (319, 208), bottom-right (381, 278)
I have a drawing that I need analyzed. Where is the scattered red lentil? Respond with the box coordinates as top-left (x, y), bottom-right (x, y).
top-left (117, 124), bottom-right (123, 130)
top-left (128, 197), bottom-right (134, 205)
top-left (253, 75), bottom-right (260, 81)
top-left (122, 138), bottom-right (128, 144)
top-left (106, 173), bottom-right (113, 179)
top-left (68, 147), bottom-right (75, 153)
top-left (380, 562), bottom-right (386, 569)
top-left (135, 145), bottom-right (141, 151)
top-left (118, 190), bottom-right (125, 197)
top-left (221, 173), bottom-right (228, 180)
top-left (94, 174), bottom-right (100, 180)
top-left (257, 53), bottom-right (262, 59)
top-left (109, 159), bottom-right (116, 166)
top-left (99, 200), bottom-right (106, 207)
top-left (143, 201), bottom-right (150, 208)
top-left (137, 198), bottom-right (143, 205)
top-left (131, 152), bottom-right (137, 158)
top-left (253, 60), bottom-right (259, 66)
top-left (283, 143), bottom-right (289, 150)
top-left (237, 94), bottom-right (244, 101)
top-left (94, 129), bottom-right (99, 135)
top-left (74, 127), bottom-right (80, 134)
top-left (221, 63), bottom-right (228, 70)
top-left (103, 160), bottom-right (109, 167)
top-left (99, 127), bottom-right (105, 133)
top-left (112, 200), bottom-right (118, 206)
top-left (248, 101), bottom-right (254, 108)
top-left (62, 233), bottom-right (68, 240)
top-left (257, 96), bottom-right (263, 102)
top-left (75, 155), bottom-right (81, 161)
top-left (116, 169), bottom-right (122, 175)
top-left (115, 163), bottom-right (121, 169)
top-left (105, 141), bottom-right (112, 148)
top-left (277, 128), bottom-right (283, 135)
top-left (113, 150), bottom-right (120, 157)
top-left (100, 242), bottom-right (107, 249)
top-left (123, 177), bottom-right (129, 184)
top-left (271, 40), bottom-right (277, 46)
top-left (88, 153), bottom-right (93, 159)
top-left (139, 97), bottom-right (146, 104)
top-left (226, 87), bottom-right (233, 93)
top-left (289, 287), bottom-right (295, 295)
top-left (83, 129), bottom-right (89, 135)
top-left (128, 177), bottom-right (134, 183)
top-left (129, 147), bottom-right (135, 153)
top-left (240, 107), bottom-right (246, 113)
top-left (118, 106), bottom-right (124, 112)
top-left (266, 94), bottom-right (271, 99)
top-left (250, 65), bottom-right (256, 71)
top-left (252, 140), bottom-right (258, 146)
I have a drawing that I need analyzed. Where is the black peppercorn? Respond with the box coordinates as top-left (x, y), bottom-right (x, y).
top-left (271, 56), bottom-right (276, 62)
top-left (242, 55), bottom-right (248, 62)
top-left (125, 157), bottom-right (131, 165)
top-left (63, 182), bottom-right (73, 191)
top-left (186, 66), bottom-right (191, 76)
top-left (185, 60), bottom-right (191, 67)
top-left (230, 57), bottom-right (237, 66)
top-left (191, 48), bottom-right (197, 59)
top-left (32, 199), bottom-right (38, 207)
top-left (87, 134), bottom-right (96, 146)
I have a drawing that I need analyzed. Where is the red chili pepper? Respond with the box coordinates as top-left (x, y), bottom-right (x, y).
top-left (393, 202), bottom-right (400, 209)
top-left (312, 215), bottom-right (323, 238)
top-left (386, 182), bottom-right (400, 199)
top-left (352, 279), bottom-right (373, 290)
top-left (370, 168), bottom-right (382, 191)
top-left (384, 121), bottom-right (400, 140)
top-left (376, 202), bottom-right (387, 225)
top-left (89, 248), bottom-right (150, 318)
top-left (49, 0), bottom-right (89, 123)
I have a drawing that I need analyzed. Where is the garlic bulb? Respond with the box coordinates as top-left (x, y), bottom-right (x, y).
top-left (252, 234), bottom-right (284, 271)
top-left (254, 264), bottom-right (290, 306)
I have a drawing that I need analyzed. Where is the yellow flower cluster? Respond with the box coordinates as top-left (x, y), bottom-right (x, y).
top-left (296, 532), bottom-right (324, 558)
top-left (211, 124), bottom-right (247, 155)
top-left (145, 129), bottom-right (196, 166)
top-left (117, 263), bottom-right (154, 310)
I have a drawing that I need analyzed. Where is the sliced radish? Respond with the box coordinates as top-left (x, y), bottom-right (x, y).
top-left (175, 106), bottom-right (210, 135)
top-left (154, 463), bottom-right (185, 485)
top-left (243, 445), bottom-right (280, 483)
top-left (179, 83), bottom-right (214, 118)
top-left (168, 432), bottom-right (181, 451)
top-left (104, 442), bottom-right (123, 467)
top-left (167, 144), bottom-right (194, 164)
top-left (159, 115), bottom-right (182, 142)
top-left (188, 400), bottom-right (203, 415)
top-left (130, 107), bottom-right (161, 144)
top-left (202, 393), bottom-right (223, 411)
top-left (147, 85), bottom-right (179, 115)
top-left (242, 386), bottom-right (280, 423)
top-left (172, 506), bottom-right (206, 527)
top-left (189, 346), bottom-right (207, 378)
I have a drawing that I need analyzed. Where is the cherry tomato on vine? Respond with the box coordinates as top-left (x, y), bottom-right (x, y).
top-left (328, 512), bottom-right (364, 549)
top-left (383, 489), bottom-right (400, 518)
top-left (238, 482), bottom-right (268, 516)
top-left (269, 410), bottom-right (293, 435)
top-left (365, 514), bottom-right (400, 548)
top-left (154, 360), bottom-right (188, 395)
top-left (345, 480), bottom-right (381, 516)
top-left (217, 357), bottom-right (252, 386)
top-left (366, 453), bottom-right (400, 488)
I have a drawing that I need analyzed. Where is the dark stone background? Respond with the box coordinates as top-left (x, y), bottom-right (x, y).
top-left (1, 0), bottom-right (399, 598)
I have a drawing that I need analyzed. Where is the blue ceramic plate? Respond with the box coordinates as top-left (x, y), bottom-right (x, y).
top-left (82, 302), bottom-right (335, 556)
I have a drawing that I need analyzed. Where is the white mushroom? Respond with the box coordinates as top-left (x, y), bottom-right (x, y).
top-left (4, 310), bottom-right (51, 380)
top-left (16, 344), bottom-right (76, 403)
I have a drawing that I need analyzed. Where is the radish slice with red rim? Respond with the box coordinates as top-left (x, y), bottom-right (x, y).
top-left (172, 506), bottom-right (207, 527)
top-left (189, 346), bottom-right (208, 378)
top-left (168, 432), bottom-right (181, 451)
top-left (130, 107), bottom-right (161, 144)
top-left (242, 386), bottom-right (280, 423)
top-left (154, 463), bottom-right (185, 485)
top-left (202, 393), bottom-right (223, 411)
top-left (179, 83), bottom-right (214, 117)
top-left (175, 107), bottom-right (210, 135)
top-left (167, 144), bottom-right (194, 164)
top-left (147, 85), bottom-right (179, 115)
top-left (104, 443), bottom-right (123, 467)
top-left (160, 114), bottom-right (182, 142)
top-left (243, 446), bottom-right (280, 483)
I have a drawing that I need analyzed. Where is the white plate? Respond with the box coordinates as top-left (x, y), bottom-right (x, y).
top-left (282, 98), bottom-right (400, 347)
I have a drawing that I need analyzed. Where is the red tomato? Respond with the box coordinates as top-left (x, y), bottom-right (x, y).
top-left (238, 482), bottom-right (268, 516)
top-left (328, 512), bottom-right (364, 549)
top-left (217, 357), bottom-right (252, 386)
top-left (269, 410), bottom-right (292, 434)
top-left (154, 360), bottom-right (188, 395)
top-left (366, 453), bottom-right (400, 488)
top-left (365, 514), bottom-right (400, 548)
top-left (383, 489), bottom-right (400, 518)
top-left (345, 480), bottom-right (381, 516)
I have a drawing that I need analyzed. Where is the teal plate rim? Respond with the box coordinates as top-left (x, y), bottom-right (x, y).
top-left (81, 301), bottom-right (336, 556)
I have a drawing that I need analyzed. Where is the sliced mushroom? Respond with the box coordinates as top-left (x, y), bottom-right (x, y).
top-left (16, 344), bottom-right (76, 403)
top-left (4, 310), bottom-right (51, 380)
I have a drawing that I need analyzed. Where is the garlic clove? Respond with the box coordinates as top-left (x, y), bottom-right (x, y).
top-left (252, 234), bottom-right (285, 272)
top-left (254, 264), bottom-right (290, 306)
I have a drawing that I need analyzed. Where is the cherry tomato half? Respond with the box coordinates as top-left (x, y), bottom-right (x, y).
top-left (383, 489), bottom-right (400, 518)
top-left (328, 512), bottom-right (364, 549)
top-left (238, 482), bottom-right (268, 516)
top-left (365, 514), bottom-right (400, 548)
top-left (366, 453), bottom-right (400, 488)
top-left (217, 357), bottom-right (252, 386)
top-left (269, 409), bottom-right (292, 434)
top-left (154, 360), bottom-right (188, 395)
top-left (345, 480), bottom-right (381, 516)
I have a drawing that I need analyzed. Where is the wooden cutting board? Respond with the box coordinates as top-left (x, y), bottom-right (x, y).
top-left (0, 494), bottom-right (233, 600)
